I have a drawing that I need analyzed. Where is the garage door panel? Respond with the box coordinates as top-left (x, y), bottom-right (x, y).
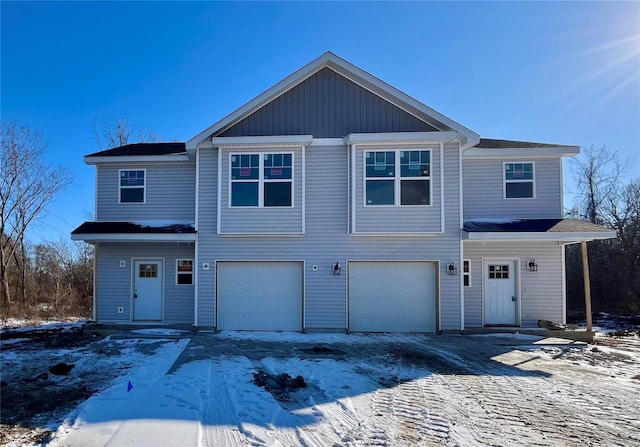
top-left (349, 261), bottom-right (436, 332)
top-left (217, 262), bottom-right (302, 331)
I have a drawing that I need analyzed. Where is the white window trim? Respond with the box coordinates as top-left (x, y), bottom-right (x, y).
top-left (463, 259), bottom-right (471, 287)
top-left (118, 168), bottom-right (146, 204)
top-left (363, 149), bottom-right (433, 207)
top-left (503, 161), bottom-right (536, 200)
top-left (176, 259), bottom-right (194, 286)
top-left (228, 152), bottom-right (294, 208)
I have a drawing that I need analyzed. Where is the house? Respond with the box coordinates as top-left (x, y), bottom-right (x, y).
top-left (71, 52), bottom-right (615, 333)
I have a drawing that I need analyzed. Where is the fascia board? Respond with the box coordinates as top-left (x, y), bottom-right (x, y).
top-left (464, 147), bottom-right (579, 159)
top-left (71, 233), bottom-right (197, 242)
top-left (464, 231), bottom-right (616, 241)
top-left (344, 131), bottom-right (458, 145)
top-left (84, 154), bottom-right (191, 165)
top-left (211, 135), bottom-right (314, 148)
top-left (186, 51), bottom-right (480, 149)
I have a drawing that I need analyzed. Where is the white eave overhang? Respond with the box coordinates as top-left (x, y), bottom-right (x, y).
top-left (84, 154), bottom-right (191, 165)
top-left (71, 233), bottom-right (197, 242)
top-left (463, 146), bottom-right (580, 159)
top-left (463, 231), bottom-right (616, 242)
top-left (344, 131), bottom-right (459, 146)
top-left (210, 135), bottom-right (314, 148)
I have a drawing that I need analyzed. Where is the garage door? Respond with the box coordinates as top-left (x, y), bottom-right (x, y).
top-left (349, 261), bottom-right (436, 332)
top-left (217, 261), bottom-right (303, 331)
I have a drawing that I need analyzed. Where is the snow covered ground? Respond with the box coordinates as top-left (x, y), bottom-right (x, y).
top-left (1, 325), bottom-right (639, 446)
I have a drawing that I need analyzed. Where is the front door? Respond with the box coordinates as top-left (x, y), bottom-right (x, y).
top-left (484, 261), bottom-right (516, 325)
top-left (133, 260), bottom-right (163, 321)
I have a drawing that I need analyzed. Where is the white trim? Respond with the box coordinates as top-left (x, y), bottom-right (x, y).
top-left (349, 232), bottom-right (441, 237)
top-left (463, 259), bottom-right (471, 288)
top-left (93, 242), bottom-right (98, 322)
top-left (482, 258), bottom-right (520, 326)
top-left (464, 147), bottom-right (579, 158)
top-left (175, 258), bottom-right (194, 286)
top-left (186, 52), bottom-right (479, 149)
top-left (463, 231), bottom-right (616, 242)
top-left (217, 233), bottom-right (304, 237)
top-left (460, 243), bottom-right (465, 331)
top-left (85, 154), bottom-right (190, 165)
top-left (458, 144), bottom-right (463, 229)
top-left (363, 149), bottom-right (433, 207)
top-left (301, 145), bottom-right (306, 234)
top-left (217, 148), bottom-right (222, 236)
top-left (560, 243), bottom-right (567, 325)
top-left (71, 233), bottom-right (196, 242)
top-left (503, 161), bottom-right (536, 200)
top-left (351, 144), bottom-right (356, 233)
top-left (311, 138), bottom-right (344, 146)
top-left (118, 168), bottom-right (146, 204)
top-left (559, 157), bottom-right (565, 214)
top-left (440, 143), bottom-right (445, 233)
top-left (228, 151), bottom-right (295, 208)
top-left (195, 149), bottom-right (200, 232)
top-left (194, 239), bottom-right (199, 327)
top-left (211, 135), bottom-right (313, 148)
top-left (344, 131), bottom-right (458, 146)
top-left (94, 167), bottom-right (98, 220)
top-left (132, 258), bottom-right (165, 322)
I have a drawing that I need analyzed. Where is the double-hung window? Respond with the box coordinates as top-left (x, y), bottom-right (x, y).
top-left (119, 169), bottom-right (145, 203)
top-left (365, 150), bottom-right (431, 206)
top-left (504, 162), bottom-right (534, 199)
top-left (230, 153), bottom-right (293, 207)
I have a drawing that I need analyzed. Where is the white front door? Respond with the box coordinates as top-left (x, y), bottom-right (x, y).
top-left (484, 261), bottom-right (516, 325)
top-left (134, 260), bottom-right (163, 321)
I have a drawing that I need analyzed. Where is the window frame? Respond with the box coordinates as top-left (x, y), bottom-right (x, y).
top-left (363, 149), bottom-right (432, 207)
top-left (463, 259), bottom-right (471, 287)
top-left (175, 259), bottom-right (194, 285)
top-left (503, 161), bottom-right (535, 200)
top-left (119, 169), bottom-right (146, 204)
top-left (228, 152), bottom-right (294, 208)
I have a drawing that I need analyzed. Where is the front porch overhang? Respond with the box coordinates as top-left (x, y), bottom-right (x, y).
top-left (71, 221), bottom-right (196, 243)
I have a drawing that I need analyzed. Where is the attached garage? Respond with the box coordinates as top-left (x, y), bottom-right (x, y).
top-left (216, 261), bottom-right (303, 331)
top-left (348, 261), bottom-right (437, 332)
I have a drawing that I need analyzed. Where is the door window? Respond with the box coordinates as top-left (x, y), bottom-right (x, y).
top-left (139, 263), bottom-right (158, 278)
top-left (488, 264), bottom-right (509, 279)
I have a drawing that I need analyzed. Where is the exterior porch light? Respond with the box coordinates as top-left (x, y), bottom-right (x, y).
top-left (528, 259), bottom-right (538, 272)
top-left (447, 262), bottom-right (458, 275)
top-left (333, 262), bottom-right (341, 275)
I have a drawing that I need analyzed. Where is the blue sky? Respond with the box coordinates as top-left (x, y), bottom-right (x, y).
top-left (2, 1), bottom-right (639, 242)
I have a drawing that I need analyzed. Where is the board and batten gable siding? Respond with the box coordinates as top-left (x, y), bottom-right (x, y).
top-left (196, 144), bottom-right (463, 331)
top-left (463, 241), bottom-right (564, 327)
top-left (462, 158), bottom-right (562, 220)
top-left (96, 243), bottom-right (195, 324)
top-left (96, 162), bottom-right (196, 222)
top-left (218, 148), bottom-right (303, 234)
top-left (353, 144), bottom-right (442, 234)
top-left (217, 68), bottom-right (438, 138)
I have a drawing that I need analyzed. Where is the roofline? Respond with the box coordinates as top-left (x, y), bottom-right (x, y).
top-left (71, 233), bottom-right (197, 242)
top-left (463, 146), bottom-right (580, 158)
top-left (84, 154), bottom-right (191, 165)
top-left (344, 131), bottom-right (458, 145)
top-left (463, 231), bottom-right (616, 241)
top-left (186, 51), bottom-right (480, 150)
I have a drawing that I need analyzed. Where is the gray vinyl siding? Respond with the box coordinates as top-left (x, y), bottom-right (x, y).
top-left (95, 242), bottom-right (195, 324)
top-left (463, 242), bottom-right (564, 328)
top-left (96, 162), bottom-right (196, 222)
top-left (463, 158), bottom-right (562, 220)
top-left (219, 148), bottom-right (303, 234)
top-left (196, 144), bottom-right (463, 331)
top-left (354, 144), bottom-right (442, 233)
top-left (218, 68), bottom-right (437, 138)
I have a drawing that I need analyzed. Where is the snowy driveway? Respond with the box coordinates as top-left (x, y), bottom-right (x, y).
top-left (46, 331), bottom-right (640, 447)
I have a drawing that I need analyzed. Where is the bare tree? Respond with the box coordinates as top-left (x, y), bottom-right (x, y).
top-left (0, 121), bottom-right (73, 307)
top-left (92, 117), bottom-right (162, 149)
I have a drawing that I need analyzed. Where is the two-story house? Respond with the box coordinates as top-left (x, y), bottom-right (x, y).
top-left (72, 52), bottom-right (615, 333)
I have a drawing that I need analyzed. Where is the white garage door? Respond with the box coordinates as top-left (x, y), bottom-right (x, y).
top-left (349, 261), bottom-right (436, 332)
top-left (217, 261), bottom-right (303, 331)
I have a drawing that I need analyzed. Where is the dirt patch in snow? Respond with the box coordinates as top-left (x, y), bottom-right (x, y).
top-left (251, 369), bottom-right (308, 402)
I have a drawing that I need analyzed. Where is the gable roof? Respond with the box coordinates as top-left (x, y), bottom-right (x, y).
top-left (86, 142), bottom-right (186, 157)
top-left (187, 51), bottom-right (480, 149)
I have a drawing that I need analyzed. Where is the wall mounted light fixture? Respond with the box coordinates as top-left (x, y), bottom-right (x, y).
top-left (447, 262), bottom-right (458, 275)
top-left (528, 259), bottom-right (538, 272)
top-left (333, 262), bottom-right (341, 275)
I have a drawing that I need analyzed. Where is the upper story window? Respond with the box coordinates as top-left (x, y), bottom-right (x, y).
top-left (230, 153), bottom-right (293, 207)
top-left (119, 169), bottom-right (145, 203)
top-left (504, 162), bottom-right (534, 199)
top-left (365, 150), bottom-right (431, 206)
